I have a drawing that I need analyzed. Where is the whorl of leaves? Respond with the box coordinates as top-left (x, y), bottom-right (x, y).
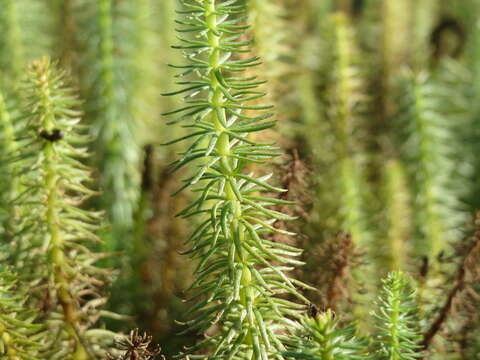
top-left (78, 0), bottom-right (141, 243)
top-left (372, 272), bottom-right (423, 360)
top-left (164, 0), bottom-right (311, 358)
top-left (284, 310), bottom-right (368, 360)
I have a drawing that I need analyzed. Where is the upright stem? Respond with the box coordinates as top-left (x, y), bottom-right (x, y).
top-left (0, 0), bottom-right (24, 82)
top-left (168, 1), bottom-right (307, 357)
top-left (205, 0), bottom-right (252, 346)
top-left (389, 289), bottom-right (401, 360)
top-left (38, 65), bottom-right (89, 360)
top-left (412, 79), bottom-right (444, 260)
top-left (383, 160), bottom-right (411, 272)
top-left (98, 0), bottom-right (115, 118)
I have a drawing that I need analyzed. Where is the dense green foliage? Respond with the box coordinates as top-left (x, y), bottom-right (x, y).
top-left (164, 1), bottom-right (311, 358)
top-left (0, 0), bottom-right (480, 359)
top-left (7, 57), bottom-right (114, 359)
top-left (372, 272), bottom-right (423, 360)
top-left (0, 268), bottom-right (47, 359)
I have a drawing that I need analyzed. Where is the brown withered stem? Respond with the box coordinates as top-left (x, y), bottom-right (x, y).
top-left (271, 148), bottom-right (311, 246)
top-left (144, 159), bottom-right (188, 336)
top-left (421, 213), bottom-right (480, 352)
top-left (107, 329), bottom-right (163, 360)
top-left (325, 232), bottom-right (356, 310)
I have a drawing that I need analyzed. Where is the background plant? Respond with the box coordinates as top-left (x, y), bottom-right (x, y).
top-left (1, 0), bottom-right (480, 359)
top-left (6, 57), bottom-right (116, 359)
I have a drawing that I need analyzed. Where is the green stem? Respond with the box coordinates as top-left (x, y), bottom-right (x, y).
top-left (389, 288), bottom-right (401, 360)
top-left (384, 159), bottom-right (411, 272)
top-left (381, 0), bottom-right (411, 117)
top-left (331, 13), bottom-right (370, 251)
top-left (38, 64), bottom-right (89, 360)
top-left (412, 78), bottom-right (444, 260)
top-left (168, 1), bottom-right (306, 357)
top-left (333, 13), bottom-right (352, 158)
top-left (95, 0), bottom-right (140, 245)
top-left (0, 0), bottom-right (24, 82)
top-left (205, 0), bottom-right (253, 350)
top-left (98, 0), bottom-right (115, 116)
top-left (330, 13), bottom-right (372, 329)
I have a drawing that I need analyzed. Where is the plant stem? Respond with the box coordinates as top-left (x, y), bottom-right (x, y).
top-left (0, 0), bottom-right (24, 82)
top-left (205, 0), bottom-right (253, 345)
top-left (411, 76), bottom-right (445, 260)
top-left (383, 159), bottom-right (411, 272)
top-left (37, 63), bottom-right (90, 360)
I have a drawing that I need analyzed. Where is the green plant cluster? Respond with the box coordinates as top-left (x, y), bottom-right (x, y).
top-left (0, 0), bottom-right (480, 360)
top-left (164, 1), bottom-right (312, 358)
top-left (285, 272), bottom-right (422, 360)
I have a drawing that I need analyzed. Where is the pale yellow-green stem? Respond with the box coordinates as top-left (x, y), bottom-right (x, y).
top-left (330, 13), bottom-right (368, 247)
top-left (205, 0), bottom-right (254, 351)
top-left (329, 13), bottom-right (372, 329)
top-left (381, 0), bottom-right (411, 117)
top-left (383, 159), bottom-right (411, 272)
top-left (412, 79), bottom-right (444, 261)
top-left (1, 0), bottom-right (24, 82)
top-left (36, 62), bottom-right (90, 360)
top-left (412, 0), bottom-right (438, 70)
top-left (333, 14), bottom-right (351, 159)
top-left (316, 311), bottom-right (342, 360)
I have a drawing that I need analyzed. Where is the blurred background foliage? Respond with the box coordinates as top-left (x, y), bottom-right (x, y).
top-left (2, 0), bottom-right (480, 358)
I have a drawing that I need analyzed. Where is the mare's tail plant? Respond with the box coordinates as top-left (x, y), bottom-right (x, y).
top-left (9, 57), bottom-right (114, 359)
top-left (79, 0), bottom-right (141, 252)
top-left (372, 272), bottom-right (423, 359)
top-left (380, 160), bottom-right (412, 272)
top-left (396, 64), bottom-right (469, 264)
top-left (284, 271), bottom-right (423, 359)
top-left (0, 0), bottom-right (24, 83)
top-left (164, 0), bottom-right (312, 357)
top-left (312, 12), bottom-right (372, 252)
top-left (307, 11), bottom-right (374, 324)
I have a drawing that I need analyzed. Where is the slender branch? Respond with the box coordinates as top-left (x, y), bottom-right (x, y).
top-left (421, 222), bottom-right (480, 351)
